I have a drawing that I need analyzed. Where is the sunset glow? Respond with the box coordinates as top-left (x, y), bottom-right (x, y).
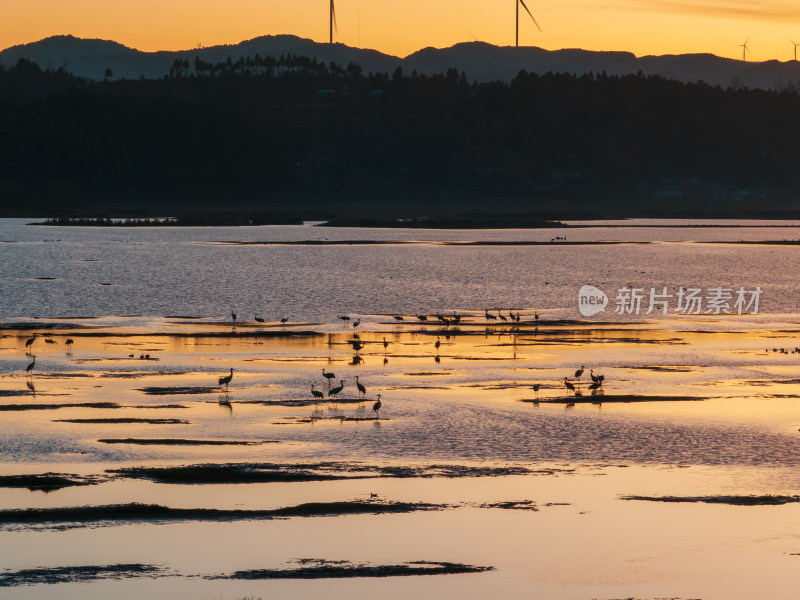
top-left (4, 0), bottom-right (800, 62)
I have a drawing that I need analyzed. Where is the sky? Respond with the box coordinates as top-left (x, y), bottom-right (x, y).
top-left (3, 0), bottom-right (800, 62)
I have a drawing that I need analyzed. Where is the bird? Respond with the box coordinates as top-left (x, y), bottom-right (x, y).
top-left (328, 380), bottom-right (344, 398)
top-left (532, 383), bottom-right (540, 397)
top-left (589, 381), bottom-right (602, 391)
top-left (383, 337), bottom-right (389, 351)
top-left (597, 374), bottom-right (605, 383)
top-left (485, 310), bottom-right (496, 320)
top-left (231, 310), bottom-right (237, 321)
top-left (355, 375), bottom-right (366, 397)
top-left (311, 385), bottom-right (324, 401)
top-left (352, 332), bottom-right (360, 340)
top-left (416, 314), bottom-right (428, 322)
top-left (25, 355), bottom-right (36, 375)
top-left (45, 338), bottom-right (56, 345)
top-left (218, 368), bottom-right (234, 389)
top-left (65, 338), bottom-right (74, 353)
top-left (25, 334), bottom-right (36, 353)
top-left (574, 366), bottom-right (585, 379)
top-left (434, 337), bottom-right (441, 351)
top-left (280, 317), bottom-right (289, 324)
top-left (590, 369), bottom-right (599, 383)
top-left (563, 377), bottom-right (575, 394)
top-left (393, 315), bottom-right (404, 321)
top-left (350, 340), bottom-right (364, 352)
top-left (322, 369), bottom-right (336, 384)
top-left (352, 320), bottom-right (360, 329)
top-left (498, 312), bottom-right (508, 322)
top-left (372, 394), bottom-right (382, 416)
top-left (254, 314), bottom-right (265, 323)
top-left (452, 311), bottom-right (461, 323)
top-left (339, 315), bottom-right (350, 322)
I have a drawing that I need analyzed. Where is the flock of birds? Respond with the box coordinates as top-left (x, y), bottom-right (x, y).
top-left (21, 334), bottom-right (73, 377)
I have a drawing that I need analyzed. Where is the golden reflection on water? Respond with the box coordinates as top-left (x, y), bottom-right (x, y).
top-left (4, 317), bottom-right (800, 597)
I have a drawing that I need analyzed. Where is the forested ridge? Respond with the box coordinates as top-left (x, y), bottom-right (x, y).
top-left (1, 55), bottom-right (798, 219)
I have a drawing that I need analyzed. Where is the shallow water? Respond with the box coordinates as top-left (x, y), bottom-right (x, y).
top-left (3, 219), bottom-right (800, 599)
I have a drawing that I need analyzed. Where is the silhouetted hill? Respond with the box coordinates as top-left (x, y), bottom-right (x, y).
top-left (4, 35), bottom-right (800, 90)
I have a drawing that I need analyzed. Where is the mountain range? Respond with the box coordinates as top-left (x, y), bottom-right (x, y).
top-left (3, 34), bottom-right (800, 90)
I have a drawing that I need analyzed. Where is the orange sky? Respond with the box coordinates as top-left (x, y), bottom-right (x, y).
top-left (3, 0), bottom-right (800, 62)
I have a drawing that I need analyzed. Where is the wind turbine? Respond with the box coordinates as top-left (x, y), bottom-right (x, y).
top-left (329, 0), bottom-right (338, 44)
top-left (792, 39), bottom-right (799, 61)
top-left (737, 38), bottom-right (750, 62)
top-left (516, 0), bottom-right (542, 48)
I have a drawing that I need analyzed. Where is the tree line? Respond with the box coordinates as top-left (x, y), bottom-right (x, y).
top-left (1, 55), bottom-right (799, 218)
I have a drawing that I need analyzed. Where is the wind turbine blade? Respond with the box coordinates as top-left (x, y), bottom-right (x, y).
top-left (518, 0), bottom-right (542, 33)
top-left (332, 0), bottom-right (338, 35)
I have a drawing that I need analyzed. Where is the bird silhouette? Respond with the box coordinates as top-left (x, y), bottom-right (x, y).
top-left (355, 375), bottom-right (366, 397)
top-left (254, 314), bottom-right (265, 323)
top-left (339, 315), bottom-right (350, 322)
top-left (45, 338), bottom-right (56, 345)
top-left (590, 369), bottom-right (599, 383)
top-left (372, 394), bottom-right (382, 416)
top-left (65, 338), bottom-right (74, 353)
top-left (352, 320), bottom-right (360, 329)
top-left (383, 337), bottom-right (389, 351)
top-left (311, 384), bottom-right (324, 401)
top-left (328, 380), bottom-right (344, 398)
top-left (322, 369), bottom-right (336, 385)
top-left (280, 317), bottom-right (289, 324)
top-left (434, 337), bottom-right (441, 352)
top-left (218, 368), bottom-right (234, 389)
top-left (231, 310), bottom-right (237, 321)
top-left (25, 355), bottom-right (36, 375)
top-left (485, 310), bottom-right (496, 320)
top-left (393, 315), bottom-right (404, 321)
top-left (589, 381), bottom-right (602, 391)
top-left (25, 334), bottom-right (36, 354)
top-left (563, 377), bottom-right (575, 394)
top-left (533, 383), bottom-right (540, 397)
top-left (416, 314), bottom-right (428, 322)
top-left (574, 366), bottom-right (585, 379)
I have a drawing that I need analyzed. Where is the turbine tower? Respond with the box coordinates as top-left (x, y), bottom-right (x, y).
top-left (516, 0), bottom-right (542, 48)
top-left (330, 0), bottom-right (338, 44)
top-left (792, 39), bottom-right (799, 61)
top-left (737, 38), bottom-right (749, 62)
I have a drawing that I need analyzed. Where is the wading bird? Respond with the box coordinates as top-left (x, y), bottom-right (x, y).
top-left (218, 368), bottom-right (234, 389)
top-left (373, 394), bottom-right (382, 417)
top-left (280, 317), bottom-right (289, 324)
top-left (322, 369), bottom-right (336, 385)
top-left (254, 314), bottom-right (264, 323)
top-left (25, 355), bottom-right (36, 375)
top-left (45, 338), bottom-right (56, 345)
top-left (589, 381), bottom-right (602, 391)
top-left (25, 334), bottom-right (36, 353)
top-left (563, 377), bottom-right (575, 394)
top-left (231, 310), bottom-right (237, 321)
top-left (65, 338), bottom-right (74, 353)
top-left (311, 384), bottom-right (324, 401)
top-left (355, 375), bottom-right (366, 397)
top-left (416, 314), bottom-right (428, 322)
top-left (485, 310), bottom-right (496, 320)
top-left (352, 320), bottom-right (360, 329)
top-left (393, 315), bottom-right (404, 321)
top-left (383, 337), bottom-right (389, 351)
top-left (339, 315), bottom-right (350, 322)
top-left (574, 366), bottom-right (585, 379)
top-left (434, 337), bottom-right (441, 351)
top-left (533, 383), bottom-right (540, 397)
top-left (328, 380), bottom-right (344, 398)
top-left (590, 369), bottom-right (599, 383)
